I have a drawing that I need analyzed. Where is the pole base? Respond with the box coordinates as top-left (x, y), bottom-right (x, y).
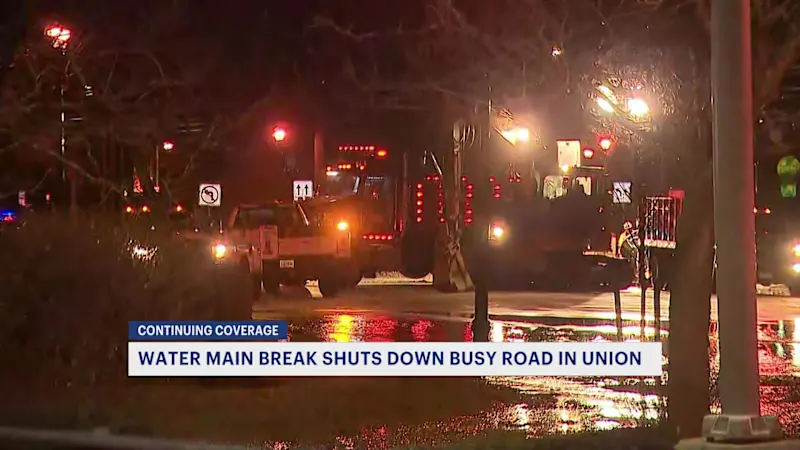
top-left (677, 437), bottom-right (800, 449)
top-left (700, 414), bottom-right (783, 443)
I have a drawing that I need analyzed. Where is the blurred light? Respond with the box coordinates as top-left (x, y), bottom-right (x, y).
top-left (794, 244), bottom-right (800, 257)
top-left (597, 85), bottom-right (614, 98)
top-left (491, 225), bottom-right (504, 239)
top-left (162, 141), bottom-right (174, 151)
top-left (141, 205), bottom-right (150, 213)
top-left (376, 149), bottom-right (388, 157)
top-left (500, 127), bottom-right (530, 145)
top-left (560, 165), bottom-right (569, 173)
top-left (765, 208), bottom-right (772, 214)
top-left (627, 98), bottom-right (650, 118)
top-left (599, 138), bottom-right (613, 151)
top-left (551, 46), bottom-right (563, 56)
top-left (583, 148), bottom-right (594, 159)
top-left (595, 97), bottom-right (614, 113)
top-left (125, 206), bottom-right (133, 213)
top-left (213, 244), bottom-right (227, 259)
top-left (45, 25), bottom-right (71, 49)
top-left (793, 263), bottom-right (800, 274)
top-left (326, 170), bottom-right (339, 177)
top-left (272, 127), bottom-right (287, 142)
top-left (337, 220), bottom-right (349, 231)
top-left (175, 205), bottom-right (183, 212)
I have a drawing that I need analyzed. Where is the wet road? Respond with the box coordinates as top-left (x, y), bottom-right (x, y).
top-left (248, 281), bottom-right (800, 447)
top-left (255, 281), bottom-right (800, 324)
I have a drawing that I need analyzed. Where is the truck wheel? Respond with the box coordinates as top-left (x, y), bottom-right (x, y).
top-left (261, 268), bottom-right (280, 296)
top-left (318, 276), bottom-right (341, 297)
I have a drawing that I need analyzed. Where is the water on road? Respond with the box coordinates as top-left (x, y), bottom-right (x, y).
top-left (247, 279), bottom-right (800, 447)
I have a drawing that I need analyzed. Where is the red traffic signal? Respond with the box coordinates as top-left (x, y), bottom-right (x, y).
top-left (582, 148), bottom-right (595, 159)
top-left (599, 137), bottom-right (613, 151)
top-left (272, 127), bottom-right (287, 142)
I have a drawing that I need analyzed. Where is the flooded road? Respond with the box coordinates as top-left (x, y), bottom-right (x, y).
top-left (277, 312), bottom-right (800, 444)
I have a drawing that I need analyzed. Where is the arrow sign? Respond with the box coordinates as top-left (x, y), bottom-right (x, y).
top-left (198, 183), bottom-right (221, 207)
top-left (293, 180), bottom-right (314, 201)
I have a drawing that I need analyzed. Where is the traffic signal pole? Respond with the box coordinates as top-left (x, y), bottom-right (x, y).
top-left (678, 0), bottom-right (789, 446)
top-left (471, 96), bottom-right (492, 343)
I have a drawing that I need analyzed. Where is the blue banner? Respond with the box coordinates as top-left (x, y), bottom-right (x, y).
top-left (129, 321), bottom-right (289, 341)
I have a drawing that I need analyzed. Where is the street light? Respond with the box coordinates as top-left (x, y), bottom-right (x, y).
top-left (45, 24), bottom-right (72, 188)
top-left (500, 127), bottom-right (531, 145)
top-left (155, 140), bottom-right (174, 191)
top-left (595, 97), bottom-right (615, 114)
top-left (44, 25), bottom-right (71, 50)
top-left (627, 98), bottom-right (650, 118)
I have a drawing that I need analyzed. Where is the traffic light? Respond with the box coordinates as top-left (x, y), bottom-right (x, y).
top-left (272, 127), bottom-right (287, 142)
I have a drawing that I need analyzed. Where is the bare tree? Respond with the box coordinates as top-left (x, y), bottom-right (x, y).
top-left (0, 2), bottom-right (224, 210)
top-left (310, 0), bottom-right (800, 438)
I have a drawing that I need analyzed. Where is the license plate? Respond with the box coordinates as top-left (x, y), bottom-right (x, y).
top-left (758, 272), bottom-right (773, 279)
top-left (279, 259), bottom-right (295, 269)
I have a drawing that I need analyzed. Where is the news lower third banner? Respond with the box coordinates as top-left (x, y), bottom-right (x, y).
top-left (128, 321), bottom-right (663, 377)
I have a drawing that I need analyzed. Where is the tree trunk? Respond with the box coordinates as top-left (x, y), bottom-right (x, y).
top-left (667, 167), bottom-right (714, 438)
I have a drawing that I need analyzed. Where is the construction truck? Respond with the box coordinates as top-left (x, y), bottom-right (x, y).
top-left (309, 144), bottom-right (436, 284)
top-left (422, 121), bottom-right (633, 291)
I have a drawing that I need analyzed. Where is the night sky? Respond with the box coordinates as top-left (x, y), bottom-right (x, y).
top-left (1, 1), bottom-right (799, 205)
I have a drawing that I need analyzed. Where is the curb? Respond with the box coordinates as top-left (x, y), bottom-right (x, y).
top-left (0, 426), bottom-right (247, 450)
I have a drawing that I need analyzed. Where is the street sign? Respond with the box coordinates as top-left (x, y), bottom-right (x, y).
top-left (556, 139), bottom-right (581, 169)
top-left (612, 181), bottom-right (632, 204)
top-left (293, 180), bottom-right (314, 201)
top-left (199, 183), bottom-right (221, 207)
top-left (17, 191), bottom-right (25, 206)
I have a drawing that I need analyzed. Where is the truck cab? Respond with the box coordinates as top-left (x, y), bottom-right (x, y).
top-left (224, 201), bottom-right (356, 298)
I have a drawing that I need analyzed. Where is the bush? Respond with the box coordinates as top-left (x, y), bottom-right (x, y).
top-left (0, 214), bottom-right (251, 387)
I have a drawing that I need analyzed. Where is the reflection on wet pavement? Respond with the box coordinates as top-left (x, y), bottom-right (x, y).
top-left (267, 312), bottom-right (800, 447)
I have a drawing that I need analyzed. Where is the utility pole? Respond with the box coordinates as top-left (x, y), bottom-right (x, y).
top-left (679, 0), bottom-right (786, 445)
top-left (471, 90), bottom-right (492, 343)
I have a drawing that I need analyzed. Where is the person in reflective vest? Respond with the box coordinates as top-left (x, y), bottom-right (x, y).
top-left (618, 221), bottom-right (638, 261)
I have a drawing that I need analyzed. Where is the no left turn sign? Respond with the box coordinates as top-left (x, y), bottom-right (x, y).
top-left (199, 183), bottom-right (221, 207)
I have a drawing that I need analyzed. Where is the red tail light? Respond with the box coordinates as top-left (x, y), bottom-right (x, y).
top-left (362, 234), bottom-right (394, 240)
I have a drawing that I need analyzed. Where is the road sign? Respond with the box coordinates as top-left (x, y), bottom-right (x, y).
top-left (556, 139), bottom-right (581, 169)
top-left (293, 180), bottom-right (314, 201)
top-left (612, 181), bottom-right (632, 204)
top-left (199, 183), bottom-right (221, 207)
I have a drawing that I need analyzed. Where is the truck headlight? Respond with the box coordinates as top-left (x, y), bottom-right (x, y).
top-left (489, 225), bottom-right (504, 241)
top-left (213, 244), bottom-right (227, 259)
